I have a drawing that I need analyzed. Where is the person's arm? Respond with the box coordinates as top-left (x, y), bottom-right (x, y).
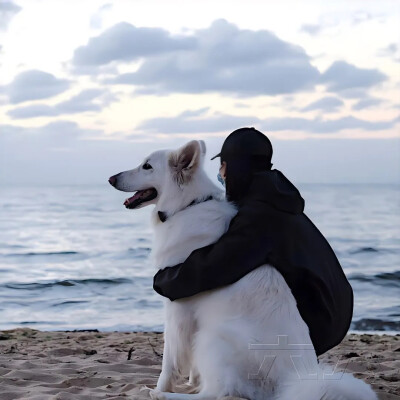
top-left (153, 205), bottom-right (270, 300)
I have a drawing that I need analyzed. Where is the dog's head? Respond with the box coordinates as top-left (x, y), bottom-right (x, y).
top-left (109, 140), bottom-right (209, 211)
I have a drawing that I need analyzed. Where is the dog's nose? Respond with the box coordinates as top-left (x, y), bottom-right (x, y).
top-left (109, 175), bottom-right (117, 186)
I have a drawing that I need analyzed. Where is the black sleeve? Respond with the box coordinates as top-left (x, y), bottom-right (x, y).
top-left (153, 206), bottom-right (270, 301)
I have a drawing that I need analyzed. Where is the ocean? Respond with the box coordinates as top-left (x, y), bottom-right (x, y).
top-left (0, 184), bottom-right (399, 333)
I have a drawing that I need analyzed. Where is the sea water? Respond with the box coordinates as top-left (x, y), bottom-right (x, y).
top-left (0, 184), bottom-right (399, 332)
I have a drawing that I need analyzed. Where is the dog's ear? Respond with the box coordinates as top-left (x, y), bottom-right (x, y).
top-left (169, 140), bottom-right (201, 186)
top-left (199, 140), bottom-right (206, 155)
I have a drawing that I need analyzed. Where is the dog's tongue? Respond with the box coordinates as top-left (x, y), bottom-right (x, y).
top-left (124, 191), bottom-right (142, 207)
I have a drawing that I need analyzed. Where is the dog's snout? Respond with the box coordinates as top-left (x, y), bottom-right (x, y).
top-left (109, 175), bottom-right (117, 186)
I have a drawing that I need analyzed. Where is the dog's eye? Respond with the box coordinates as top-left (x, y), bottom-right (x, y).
top-left (142, 162), bottom-right (153, 170)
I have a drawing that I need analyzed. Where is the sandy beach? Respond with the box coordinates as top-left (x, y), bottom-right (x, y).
top-left (0, 329), bottom-right (398, 400)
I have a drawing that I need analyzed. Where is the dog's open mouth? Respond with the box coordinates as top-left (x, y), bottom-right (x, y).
top-left (124, 188), bottom-right (158, 209)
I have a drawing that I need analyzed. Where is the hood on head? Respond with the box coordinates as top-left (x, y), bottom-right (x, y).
top-left (247, 170), bottom-right (304, 215)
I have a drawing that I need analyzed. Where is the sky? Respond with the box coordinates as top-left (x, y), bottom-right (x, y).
top-left (0, 0), bottom-right (399, 185)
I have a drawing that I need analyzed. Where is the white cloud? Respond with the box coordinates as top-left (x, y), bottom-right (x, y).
top-left (79, 19), bottom-right (390, 100)
top-left (0, 0), bottom-right (21, 31)
top-left (106, 19), bottom-right (320, 97)
top-left (320, 61), bottom-right (387, 93)
top-left (352, 97), bottom-right (385, 111)
top-left (300, 9), bottom-right (384, 36)
top-left (7, 88), bottom-right (117, 119)
top-left (138, 108), bottom-right (259, 134)
top-left (377, 43), bottom-right (400, 63)
top-left (0, 120), bottom-right (99, 141)
top-left (90, 3), bottom-right (112, 30)
top-left (0, 120), bottom-right (183, 185)
top-left (1, 70), bottom-right (71, 104)
top-left (263, 115), bottom-right (395, 133)
top-left (138, 108), bottom-right (397, 134)
top-left (0, 3), bottom-right (398, 185)
top-left (1, 119), bottom-right (399, 185)
top-left (301, 96), bottom-right (344, 113)
top-left (72, 22), bottom-right (196, 69)
top-left (300, 24), bottom-right (322, 36)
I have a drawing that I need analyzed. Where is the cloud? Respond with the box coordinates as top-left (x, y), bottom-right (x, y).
top-left (377, 43), bottom-right (400, 63)
top-left (273, 138), bottom-right (400, 184)
top-left (320, 61), bottom-right (387, 93)
top-left (2, 70), bottom-right (71, 104)
top-left (138, 108), bottom-right (397, 135)
top-left (31, 120), bottom-right (92, 138)
top-left (352, 97), bottom-right (384, 111)
top-left (106, 19), bottom-right (320, 97)
top-left (72, 22), bottom-right (196, 69)
top-left (0, 120), bottom-right (101, 152)
top-left (337, 88), bottom-right (368, 99)
top-left (300, 24), bottom-right (322, 36)
top-left (94, 20), bottom-right (387, 98)
top-left (179, 107), bottom-right (210, 118)
top-left (7, 88), bottom-right (116, 119)
top-left (138, 108), bottom-right (260, 134)
top-left (300, 11), bottom-right (382, 36)
top-left (350, 10), bottom-right (373, 25)
top-left (263, 115), bottom-right (395, 133)
top-left (1, 122), bottom-right (399, 186)
top-left (7, 104), bottom-right (56, 118)
top-left (301, 96), bottom-right (344, 113)
top-left (234, 102), bottom-right (250, 108)
top-left (0, 0), bottom-right (21, 30)
top-left (90, 3), bottom-right (112, 30)
top-left (0, 120), bottom-right (185, 186)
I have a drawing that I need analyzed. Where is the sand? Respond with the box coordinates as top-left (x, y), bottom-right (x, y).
top-left (0, 329), bottom-right (398, 399)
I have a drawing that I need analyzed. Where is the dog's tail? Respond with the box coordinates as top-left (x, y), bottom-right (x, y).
top-left (275, 364), bottom-right (377, 400)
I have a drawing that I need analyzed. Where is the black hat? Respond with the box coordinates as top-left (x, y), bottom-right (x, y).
top-left (211, 127), bottom-right (273, 163)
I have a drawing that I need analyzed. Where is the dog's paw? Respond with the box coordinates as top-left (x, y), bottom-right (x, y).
top-left (149, 388), bottom-right (167, 400)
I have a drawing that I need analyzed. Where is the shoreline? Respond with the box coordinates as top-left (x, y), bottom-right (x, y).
top-left (0, 329), bottom-right (399, 399)
top-left (1, 327), bottom-right (399, 336)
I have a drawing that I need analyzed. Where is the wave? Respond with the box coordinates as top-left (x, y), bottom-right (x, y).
top-left (135, 299), bottom-right (163, 308)
top-left (350, 247), bottom-right (379, 254)
top-left (19, 320), bottom-right (62, 326)
top-left (52, 300), bottom-right (90, 307)
top-left (128, 247), bottom-right (151, 258)
top-left (0, 244), bottom-right (27, 249)
top-left (375, 270), bottom-right (400, 281)
top-left (349, 246), bottom-right (398, 255)
top-left (348, 270), bottom-right (400, 287)
top-left (352, 318), bottom-right (400, 331)
top-left (3, 251), bottom-right (80, 257)
top-left (4, 278), bottom-right (132, 290)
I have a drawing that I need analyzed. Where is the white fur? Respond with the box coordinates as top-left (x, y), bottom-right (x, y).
top-left (111, 140), bottom-right (377, 400)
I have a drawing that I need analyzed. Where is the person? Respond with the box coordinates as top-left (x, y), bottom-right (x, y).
top-left (153, 127), bottom-right (353, 356)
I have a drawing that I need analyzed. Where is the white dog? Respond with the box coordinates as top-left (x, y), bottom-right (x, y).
top-left (109, 140), bottom-right (377, 400)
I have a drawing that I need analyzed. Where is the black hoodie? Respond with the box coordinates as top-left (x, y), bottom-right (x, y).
top-left (153, 169), bottom-right (354, 356)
